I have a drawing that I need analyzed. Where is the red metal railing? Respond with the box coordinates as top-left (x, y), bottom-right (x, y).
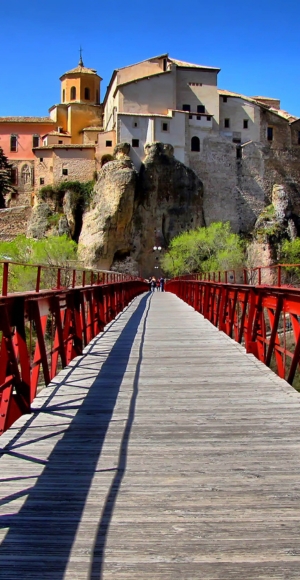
top-left (0, 260), bottom-right (136, 296)
top-left (179, 263), bottom-right (300, 287)
top-left (0, 279), bottom-right (147, 434)
top-left (166, 278), bottom-right (300, 389)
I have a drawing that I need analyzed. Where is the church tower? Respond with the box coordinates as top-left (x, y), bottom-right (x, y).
top-left (60, 51), bottom-right (102, 105)
top-left (49, 53), bottom-right (103, 144)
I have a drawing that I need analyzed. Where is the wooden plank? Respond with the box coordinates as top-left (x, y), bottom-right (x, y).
top-left (1, 292), bottom-right (300, 578)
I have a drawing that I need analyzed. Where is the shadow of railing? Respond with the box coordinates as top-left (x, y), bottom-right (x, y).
top-left (0, 293), bottom-right (150, 579)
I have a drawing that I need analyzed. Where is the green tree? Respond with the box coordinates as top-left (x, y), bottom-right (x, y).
top-left (161, 222), bottom-right (244, 276)
top-left (280, 238), bottom-right (300, 285)
top-left (0, 147), bottom-right (15, 208)
top-left (0, 235), bottom-right (79, 292)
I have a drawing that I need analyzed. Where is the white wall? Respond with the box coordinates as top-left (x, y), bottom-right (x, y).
top-left (175, 69), bottom-right (220, 128)
top-left (119, 71), bottom-right (176, 115)
top-left (219, 97), bottom-right (261, 143)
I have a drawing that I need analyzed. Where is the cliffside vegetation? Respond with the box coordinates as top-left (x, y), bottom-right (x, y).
top-left (161, 222), bottom-right (244, 276)
top-left (39, 180), bottom-right (94, 211)
top-left (0, 235), bottom-right (78, 292)
top-left (0, 147), bottom-right (15, 208)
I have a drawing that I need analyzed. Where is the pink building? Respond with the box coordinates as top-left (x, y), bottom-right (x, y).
top-left (0, 117), bottom-right (56, 206)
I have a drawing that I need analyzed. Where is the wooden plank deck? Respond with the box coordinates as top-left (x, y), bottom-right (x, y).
top-left (1, 291), bottom-right (300, 579)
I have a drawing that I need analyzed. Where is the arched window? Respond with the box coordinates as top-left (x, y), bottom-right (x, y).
top-left (84, 87), bottom-right (90, 100)
top-left (21, 164), bottom-right (31, 184)
top-left (70, 86), bottom-right (76, 100)
top-left (191, 136), bottom-right (200, 152)
top-left (62, 89), bottom-right (65, 102)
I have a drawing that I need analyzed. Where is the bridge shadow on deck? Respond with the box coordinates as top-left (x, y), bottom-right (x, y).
top-left (0, 293), bottom-right (150, 579)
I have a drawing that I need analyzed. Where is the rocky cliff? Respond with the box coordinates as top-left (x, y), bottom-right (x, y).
top-left (78, 142), bottom-right (204, 276)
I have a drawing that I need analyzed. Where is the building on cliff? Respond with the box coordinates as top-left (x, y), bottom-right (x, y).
top-left (1, 53), bottom-right (300, 234)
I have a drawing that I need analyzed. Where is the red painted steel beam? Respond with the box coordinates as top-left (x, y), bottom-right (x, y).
top-left (0, 281), bottom-right (147, 435)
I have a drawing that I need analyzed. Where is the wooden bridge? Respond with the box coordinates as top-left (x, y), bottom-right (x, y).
top-left (1, 286), bottom-right (300, 579)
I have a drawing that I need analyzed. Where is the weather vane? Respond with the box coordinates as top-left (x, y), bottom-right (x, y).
top-left (79, 46), bottom-right (84, 67)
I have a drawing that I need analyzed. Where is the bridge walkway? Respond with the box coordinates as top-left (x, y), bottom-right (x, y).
top-left (1, 292), bottom-right (300, 579)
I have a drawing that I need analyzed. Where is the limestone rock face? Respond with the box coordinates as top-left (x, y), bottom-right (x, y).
top-left (78, 142), bottom-right (204, 276)
top-left (78, 151), bottom-right (137, 269)
top-left (132, 143), bottom-right (204, 276)
top-left (27, 202), bottom-right (52, 239)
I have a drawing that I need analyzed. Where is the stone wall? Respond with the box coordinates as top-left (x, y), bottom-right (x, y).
top-left (0, 206), bottom-right (32, 240)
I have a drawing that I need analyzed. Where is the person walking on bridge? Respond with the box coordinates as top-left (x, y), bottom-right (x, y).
top-left (150, 277), bottom-right (156, 292)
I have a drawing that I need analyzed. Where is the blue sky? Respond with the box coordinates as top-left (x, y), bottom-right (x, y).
top-left (1, 0), bottom-right (300, 117)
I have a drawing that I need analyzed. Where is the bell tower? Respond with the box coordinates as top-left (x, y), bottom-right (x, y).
top-left (60, 52), bottom-right (102, 106)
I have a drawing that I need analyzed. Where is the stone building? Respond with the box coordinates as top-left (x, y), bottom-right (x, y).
top-left (1, 52), bottom-right (300, 234)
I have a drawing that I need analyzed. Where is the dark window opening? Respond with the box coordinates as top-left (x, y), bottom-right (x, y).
top-left (58, 140), bottom-right (63, 144)
top-left (33, 135), bottom-right (39, 148)
top-left (162, 122), bottom-right (168, 131)
top-left (10, 135), bottom-right (17, 152)
top-left (133, 122), bottom-right (138, 127)
top-left (132, 139), bottom-right (139, 147)
top-left (223, 96), bottom-right (227, 102)
top-left (236, 146), bottom-right (242, 159)
top-left (106, 140), bottom-right (112, 147)
top-left (197, 115), bottom-right (201, 120)
top-left (11, 167), bottom-right (18, 185)
top-left (191, 136), bottom-right (200, 152)
top-left (62, 168), bottom-right (68, 176)
top-left (40, 178), bottom-right (45, 185)
top-left (243, 119), bottom-right (248, 129)
top-left (224, 118), bottom-right (230, 128)
top-left (62, 89), bottom-right (65, 102)
top-left (84, 87), bottom-right (90, 100)
top-left (39, 157), bottom-right (43, 163)
top-left (189, 114), bottom-right (193, 119)
top-left (207, 116), bottom-right (211, 121)
top-left (197, 105), bottom-right (205, 113)
top-left (70, 86), bottom-right (76, 100)
top-left (163, 58), bottom-right (167, 71)
top-left (267, 127), bottom-right (273, 141)
top-left (182, 104), bottom-right (190, 111)
top-left (233, 138), bottom-right (241, 144)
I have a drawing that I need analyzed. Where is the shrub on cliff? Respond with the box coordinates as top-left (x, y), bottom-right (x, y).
top-left (161, 222), bottom-right (244, 276)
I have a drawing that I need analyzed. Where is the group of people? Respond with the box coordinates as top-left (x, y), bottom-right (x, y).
top-left (148, 276), bottom-right (165, 292)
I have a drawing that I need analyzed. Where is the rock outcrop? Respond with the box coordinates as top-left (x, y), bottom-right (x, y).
top-left (78, 142), bottom-right (204, 276)
top-left (78, 144), bottom-right (137, 269)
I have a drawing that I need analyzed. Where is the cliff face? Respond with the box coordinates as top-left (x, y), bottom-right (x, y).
top-left (78, 142), bottom-right (204, 276)
top-left (78, 144), bottom-right (137, 270)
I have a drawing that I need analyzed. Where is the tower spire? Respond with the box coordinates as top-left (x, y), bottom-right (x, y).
top-left (79, 46), bottom-right (84, 67)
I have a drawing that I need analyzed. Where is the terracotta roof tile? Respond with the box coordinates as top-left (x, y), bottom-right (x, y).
top-left (0, 116), bottom-right (55, 123)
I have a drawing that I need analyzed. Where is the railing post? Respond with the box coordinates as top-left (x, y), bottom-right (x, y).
top-left (243, 269), bottom-right (247, 284)
top-left (57, 268), bottom-right (61, 290)
top-left (277, 265), bottom-right (281, 287)
top-left (36, 266), bottom-right (41, 293)
top-left (2, 262), bottom-right (9, 296)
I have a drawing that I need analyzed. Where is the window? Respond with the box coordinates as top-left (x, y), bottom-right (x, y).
top-left (207, 116), bottom-right (211, 121)
top-left (197, 115), bottom-right (201, 120)
top-left (106, 140), bottom-right (112, 147)
top-left (133, 121), bottom-right (138, 128)
top-left (39, 157), bottom-right (43, 163)
top-left (40, 178), bottom-right (45, 185)
top-left (62, 168), bottom-right (68, 176)
top-left (224, 118), bottom-right (230, 128)
top-left (197, 105), bottom-right (205, 113)
top-left (223, 96), bottom-right (227, 103)
top-left (267, 126), bottom-right (273, 141)
top-left (21, 164), bottom-right (31, 184)
top-left (191, 136), bottom-right (200, 152)
top-left (58, 140), bottom-right (63, 144)
top-left (132, 139), bottom-right (139, 147)
top-left (62, 89), bottom-right (65, 102)
top-left (236, 146), bottom-right (242, 160)
top-left (243, 119), bottom-right (248, 129)
top-left (32, 135), bottom-right (39, 147)
top-left (189, 114), bottom-right (193, 120)
top-left (182, 104), bottom-right (190, 112)
top-left (70, 86), bottom-right (76, 100)
top-left (84, 87), bottom-right (90, 100)
top-left (10, 135), bottom-right (17, 152)
top-left (162, 122), bottom-right (168, 132)
top-left (11, 167), bottom-right (18, 185)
